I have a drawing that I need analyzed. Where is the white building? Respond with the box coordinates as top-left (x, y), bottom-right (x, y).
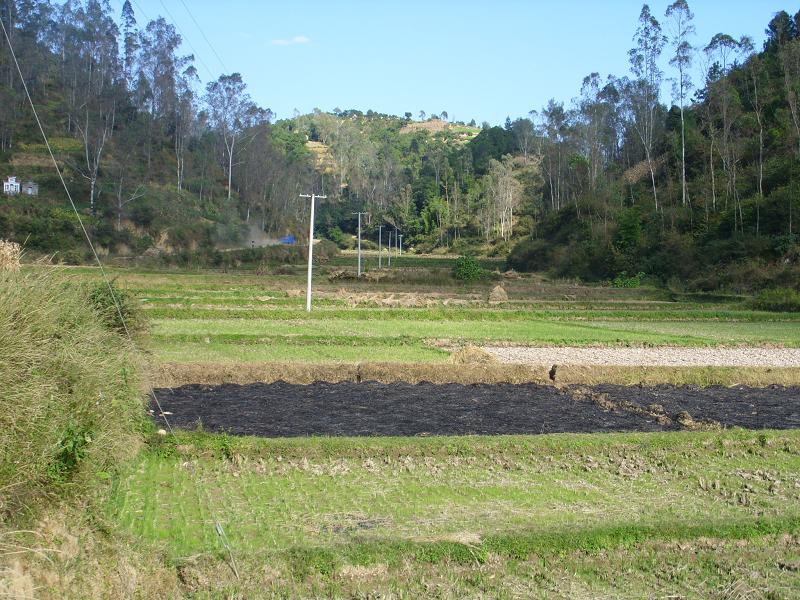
top-left (22, 181), bottom-right (38, 196)
top-left (3, 176), bottom-right (20, 195)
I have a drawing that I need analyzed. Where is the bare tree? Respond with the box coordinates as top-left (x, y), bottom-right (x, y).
top-left (705, 33), bottom-right (746, 225)
top-left (205, 73), bottom-right (256, 202)
top-left (484, 155), bottom-right (522, 241)
top-left (666, 0), bottom-right (695, 207)
top-left (741, 37), bottom-right (765, 233)
top-left (627, 4), bottom-right (666, 209)
top-left (69, 0), bottom-right (121, 214)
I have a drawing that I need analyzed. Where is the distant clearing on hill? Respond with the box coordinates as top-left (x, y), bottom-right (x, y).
top-left (305, 140), bottom-right (335, 173)
top-left (399, 119), bottom-right (480, 140)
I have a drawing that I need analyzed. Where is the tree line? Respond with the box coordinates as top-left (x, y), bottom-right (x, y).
top-left (0, 0), bottom-right (315, 258)
top-left (0, 0), bottom-right (799, 291)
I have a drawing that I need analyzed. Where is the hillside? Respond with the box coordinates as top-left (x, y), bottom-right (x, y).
top-left (0, 1), bottom-right (799, 291)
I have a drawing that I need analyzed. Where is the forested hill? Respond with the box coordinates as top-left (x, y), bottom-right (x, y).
top-left (0, 1), bottom-right (799, 291)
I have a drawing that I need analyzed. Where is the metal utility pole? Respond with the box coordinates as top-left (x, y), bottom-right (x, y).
top-left (377, 224), bottom-right (384, 268)
top-left (300, 193), bottom-right (326, 312)
top-left (352, 211), bottom-right (368, 277)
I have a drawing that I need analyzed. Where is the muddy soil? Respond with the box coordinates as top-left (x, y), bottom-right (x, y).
top-left (151, 382), bottom-right (800, 437)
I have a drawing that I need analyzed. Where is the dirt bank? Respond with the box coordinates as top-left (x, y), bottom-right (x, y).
top-left (154, 361), bottom-right (800, 388)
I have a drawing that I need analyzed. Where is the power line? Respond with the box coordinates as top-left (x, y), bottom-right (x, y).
top-left (175, 0), bottom-right (229, 74)
top-left (116, 0), bottom-right (218, 82)
top-left (154, 0), bottom-right (217, 80)
top-left (126, 0), bottom-right (150, 24)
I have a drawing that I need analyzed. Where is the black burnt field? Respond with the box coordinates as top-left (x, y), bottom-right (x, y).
top-left (151, 382), bottom-right (800, 437)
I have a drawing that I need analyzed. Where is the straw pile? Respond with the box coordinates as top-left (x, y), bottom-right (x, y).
top-left (0, 239), bottom-right (21, 272)
top-left (448, 344), bottom-right (499, 365)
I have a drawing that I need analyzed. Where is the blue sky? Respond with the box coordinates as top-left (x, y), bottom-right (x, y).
top-left (125, 0), bottom-right (792, 125)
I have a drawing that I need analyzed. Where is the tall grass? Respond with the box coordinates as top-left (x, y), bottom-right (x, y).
top-left (0, 269), bottom-right (146, 519)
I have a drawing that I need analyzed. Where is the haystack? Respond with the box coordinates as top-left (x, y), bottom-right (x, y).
top-left (488, 284), bottom-right (508, 302)
top-left (448, 345), bottom-right (499, 365)
top-left (0, 240), bottom-right (21, 272)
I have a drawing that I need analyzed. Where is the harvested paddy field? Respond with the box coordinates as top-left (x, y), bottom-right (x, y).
top-left (152, 381), bottom-right (800, 437)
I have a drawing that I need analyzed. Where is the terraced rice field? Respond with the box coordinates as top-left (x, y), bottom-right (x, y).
top-left (52, 263), bottom-right (800, 596)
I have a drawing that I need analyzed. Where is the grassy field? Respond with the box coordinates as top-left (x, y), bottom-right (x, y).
top-left (56, 263), bottom-right (800, 367)
top-left (106, 429), bottom-right (800, 597)
top-left (14, 261), bottom-right (798, 598)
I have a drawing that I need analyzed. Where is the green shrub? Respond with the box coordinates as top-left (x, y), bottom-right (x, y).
top-left (0, 270), bottom-right (146, 517)
top-left (749, 288), bottom-right (800, 312)
top-left (327, 226), bottom-right (355, 249)
top-left (89, 279), bottom-right (147, 336)
top-left (611, 271), bottom-right (646, 288)
top-left (452, 255), bottom-right (483, 282)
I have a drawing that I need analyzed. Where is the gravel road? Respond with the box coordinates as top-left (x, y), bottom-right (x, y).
top-left (484, 346), bottom-right (800, 368)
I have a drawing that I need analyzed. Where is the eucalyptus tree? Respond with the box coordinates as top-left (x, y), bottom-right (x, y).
top-left (174, 64), bottom-right (197, 191)
top-left (541, 99), bottom-right (569, 211)
top-left (665, 0), bottom-right (694, 208)
top-left (627, 3), bottom-right (666, 209)
top-left (779, 37), bottom-right (800, 233)
top-left (204, 72), bottom-right (257, 202)
top-left (120, 0), bottom-right (137, 86)
top-left (133, 17), bottom-right (192, 181)
top-left (741, 37), bottom-right (766, 233)
top-left (704, 33), bottom-right (745, 221)
top-left (577, 73), bottom-right (619, 196)
top-left (483, 155), bottom-right (521, 241)
top-left (511, 116), bottom-right (536, 164)
top-left (67, 0), bottom-right (123, 214)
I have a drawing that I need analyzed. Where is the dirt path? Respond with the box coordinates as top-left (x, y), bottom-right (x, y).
top-left (484, 346), bottom-right (800, 368)
top-left (152, 382), bottom-right (800, 437)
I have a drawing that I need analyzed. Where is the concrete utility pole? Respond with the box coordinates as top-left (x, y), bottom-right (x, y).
top-left (377, 224), bottom-right (384, 269)
top-left (352, 211), bottom-right (368, 277)
top-left (398, 234), bottom-right (403, 256)
top-left (300, 193), bottom-right (326, 312)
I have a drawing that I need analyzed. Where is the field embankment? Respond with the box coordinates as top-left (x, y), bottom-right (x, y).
top-left (0, 270), bottom-right (146, 515)
top-left (0, 270), bottom-right (169, 598)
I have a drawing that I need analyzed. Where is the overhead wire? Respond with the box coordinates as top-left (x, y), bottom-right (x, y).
top-left (116, 0), bottom-right (217, 81)
top-left (154, 0), bottom-right (218, 80)
top-left (175, 0), bottom-right (229, 73)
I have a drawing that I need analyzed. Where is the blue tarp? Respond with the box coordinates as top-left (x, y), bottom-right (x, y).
top-left (280, 235), bottom-right (296, 245)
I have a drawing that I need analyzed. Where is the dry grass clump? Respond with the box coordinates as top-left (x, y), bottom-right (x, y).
top-left (0, 240), bottom-right (21, 272)
top-left (449, 345), bottom-right (500, 365)
top-left (0, 269), bottom-right (145, 518)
